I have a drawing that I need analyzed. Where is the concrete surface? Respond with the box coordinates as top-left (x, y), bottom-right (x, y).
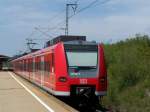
top-left (0, 72), bottom-right (77, 112)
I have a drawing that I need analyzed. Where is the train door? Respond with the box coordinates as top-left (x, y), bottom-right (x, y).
top-left (32, 58), bottom-right (35, 81)
top-left (41, 56), bottom-right (45, 86)
top-left (43, 54), bottom-right (50, 88)
top-left (50, 53), bottom-right (55, 89)
top-left (26, 59), bottom-right (29, 78)
top-left (29, 58), bottom-right (31, 80)
top-left (24, 60), bottom-right (27, 77)
top-left (22, 60), bottom-right (24, 76)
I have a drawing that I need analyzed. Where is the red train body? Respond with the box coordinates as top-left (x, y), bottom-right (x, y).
top-left (12, 36), bottom-right (107, 97)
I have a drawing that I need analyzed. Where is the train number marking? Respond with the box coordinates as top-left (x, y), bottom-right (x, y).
top-left (80, 79), bottom-right (87, 84)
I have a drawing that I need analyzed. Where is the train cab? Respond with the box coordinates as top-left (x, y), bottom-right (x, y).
top-left (50, 36), bottom-right (107, 97)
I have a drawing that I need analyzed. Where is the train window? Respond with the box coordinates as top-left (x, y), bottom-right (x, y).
top-left (66, 51), bottom-right (98, 78)
top-left (24, 60), bottom-right (26, 71)
top-left (37, 62), bottom-right (40, 71)
top-left (32, 60), bottom-right (35, 72)
top-left (36, 62), bottom-right (38, 71)
top-left (36, 63), bottom-right (38, 71)
top-left (26, 60), bottom-right (28, 71)
top-left (40, 61), bottom-right (44, 71)
top-left (36, 62), bottom-right (37, 71)
top-left (66, 52), bottom-right (98, 67)
top-left (37, 62), bottom-right (39, 71)
top-left (29, 61), bottom-right (32, 72)
top-left (48, 62), bottom-right (50, 72)
top-left (44, 61), bottom-right (50, 75)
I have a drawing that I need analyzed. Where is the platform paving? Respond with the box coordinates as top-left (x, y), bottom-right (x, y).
top-left (0, 72), bottom-right (77, 112)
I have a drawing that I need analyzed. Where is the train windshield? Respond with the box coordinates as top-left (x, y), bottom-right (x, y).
top-left (66, 52), bottom-right (97, 67)
top-left (65, 44), bottom-right (98, 78)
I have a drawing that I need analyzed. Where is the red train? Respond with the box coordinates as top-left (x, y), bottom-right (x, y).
top-left (12, 35), bottom-right (107, 107)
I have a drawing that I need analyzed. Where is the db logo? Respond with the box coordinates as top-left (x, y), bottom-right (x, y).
top-left (80, 79), bottom-right (88, 84)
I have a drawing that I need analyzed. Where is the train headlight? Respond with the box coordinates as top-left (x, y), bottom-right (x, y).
top-left (59, 77), bottom-right (67, 82)
top-left (100, 77), bottom-right (106, 83)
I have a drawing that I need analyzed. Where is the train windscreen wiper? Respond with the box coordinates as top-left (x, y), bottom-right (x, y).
top-left (69, 66), bottom-right (96, 70)
top-left (77, 66), bottom-right (96, 70)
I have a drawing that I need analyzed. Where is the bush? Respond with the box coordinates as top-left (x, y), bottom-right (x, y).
top-left (104, 35), bottom-right (150, 111)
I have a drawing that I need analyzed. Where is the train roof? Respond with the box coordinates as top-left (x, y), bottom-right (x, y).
top-left (46, 35), bottom-right (86, 47)
top-left (64, 40), bottom-right (97, 45)
top-left (12, 35), bottom-right (99, 61)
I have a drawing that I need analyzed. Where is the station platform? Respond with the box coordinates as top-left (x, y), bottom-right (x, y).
top-left (0, 72), bottom-right (77, 112)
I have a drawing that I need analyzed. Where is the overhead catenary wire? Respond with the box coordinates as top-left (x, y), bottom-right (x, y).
top-left (25, 6), bottom-right (66, 38)
top-left (34, 27), bottom-right (53, 38)
top-left (46, 0), bottom-right (110, 30)
top-left (47, 9), bottom-right (66, 23)
top-left (29, 0), bottom-right (111, 38)
top-left (35, 0), bottom-right (78, 34)
top-left (40, 0), bottom-right (99, 32)
top-left (26, 29), bottom-right (37, 40)
top-left (69, 0), bottom-right (111, 19)
top-left (20, 7), bottom-right (66, 55)
top-left (21, 0), bottom-right (111, 55)
top-left (35, 20), bottom-right (66, 38)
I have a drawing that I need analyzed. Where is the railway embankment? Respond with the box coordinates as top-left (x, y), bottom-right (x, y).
top-left (103, 34), bottom-right (150, 112)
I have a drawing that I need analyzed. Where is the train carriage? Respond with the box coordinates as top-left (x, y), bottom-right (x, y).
top-left (12, 35), bottom-right (107, 101)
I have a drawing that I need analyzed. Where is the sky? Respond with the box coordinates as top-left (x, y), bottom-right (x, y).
top-left (0, 0), bottom-right (150, 56)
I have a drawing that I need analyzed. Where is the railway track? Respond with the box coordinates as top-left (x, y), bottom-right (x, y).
top-left (59, 97), bottom-right (110, 112)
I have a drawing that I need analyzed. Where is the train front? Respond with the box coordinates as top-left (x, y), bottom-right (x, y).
top-left (63, 41), bottom-right (107, 99)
